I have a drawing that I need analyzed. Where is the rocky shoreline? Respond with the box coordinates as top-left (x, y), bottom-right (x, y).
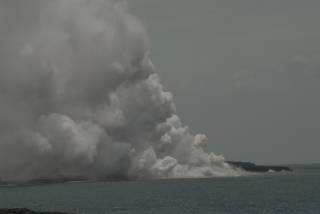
top-left (226, 161), bottom-right (292, 172)
top-left (0, 161), bottom-right (292, 187)
top-left (0, 209), bottom-right (70, 214)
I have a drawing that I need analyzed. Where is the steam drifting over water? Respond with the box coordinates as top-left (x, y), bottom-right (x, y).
top-left (0, 0), bottom-right (240, 182)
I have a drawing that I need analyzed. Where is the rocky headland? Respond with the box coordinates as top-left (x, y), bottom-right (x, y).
top-left (226, 161), bottom-right (292, 172)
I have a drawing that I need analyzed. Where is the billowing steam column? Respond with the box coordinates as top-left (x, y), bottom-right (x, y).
top-left (0, 0), bottom-right (240, 182)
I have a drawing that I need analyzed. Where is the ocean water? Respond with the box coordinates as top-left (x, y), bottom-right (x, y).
top-left (0, 165), bottom-right (319, 214)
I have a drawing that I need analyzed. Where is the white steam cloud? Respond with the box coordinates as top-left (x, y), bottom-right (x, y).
top-left (0, 0), bottom-right (240, 182)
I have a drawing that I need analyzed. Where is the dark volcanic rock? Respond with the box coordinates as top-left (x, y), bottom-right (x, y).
top-left (226, 161), bottom-right (292, 172)
top-left (0, 209), bottom-right (71, 214)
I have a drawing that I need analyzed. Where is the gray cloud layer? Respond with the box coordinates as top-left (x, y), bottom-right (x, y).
top-left (0, 0), bottom-right (240, 182)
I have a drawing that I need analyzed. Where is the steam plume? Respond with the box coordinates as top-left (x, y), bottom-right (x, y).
top-left (0, 0), bottom-right (240, 182)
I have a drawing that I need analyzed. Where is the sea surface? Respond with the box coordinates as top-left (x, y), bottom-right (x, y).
top-left (0, 165), bottom-right (319, 214)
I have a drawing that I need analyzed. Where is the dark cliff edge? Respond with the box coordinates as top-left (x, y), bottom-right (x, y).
top-left (226, 161), bottom-right (292, 172)
top-left (0, 209), bottom-right (71, 214)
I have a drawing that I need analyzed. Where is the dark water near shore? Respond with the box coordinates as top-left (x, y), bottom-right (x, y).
top-left (0, 165), bottom-right (319, 214)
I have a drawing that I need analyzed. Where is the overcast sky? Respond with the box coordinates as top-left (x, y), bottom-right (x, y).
top-left (129, 0), bottom-right (320, 164)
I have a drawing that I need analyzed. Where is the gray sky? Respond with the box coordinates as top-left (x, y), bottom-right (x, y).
top-left (129, 0), bottom-right (320, 164)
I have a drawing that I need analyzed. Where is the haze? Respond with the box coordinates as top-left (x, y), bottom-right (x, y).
top-left (129, 0), bottom-right (320, 164)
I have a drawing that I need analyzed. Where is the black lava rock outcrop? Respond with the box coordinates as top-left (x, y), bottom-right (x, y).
top-left (0, 209), bottom-right (71, 214)
top-left (226, 161), bottom-right (292, 172)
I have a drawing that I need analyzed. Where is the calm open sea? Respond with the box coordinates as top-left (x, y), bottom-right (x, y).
top-left (0, 165), bottom-right (319, 214)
